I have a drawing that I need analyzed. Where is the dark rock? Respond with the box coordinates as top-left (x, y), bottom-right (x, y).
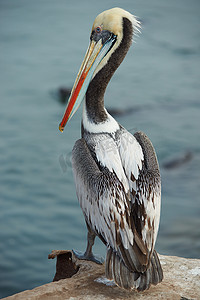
top-left (48, 250), bottom-right (79, 281)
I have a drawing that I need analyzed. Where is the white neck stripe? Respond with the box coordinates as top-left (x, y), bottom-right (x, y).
top-left (82, 100), bottom-right (119, 134)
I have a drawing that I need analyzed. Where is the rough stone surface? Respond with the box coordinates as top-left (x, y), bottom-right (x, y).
top-left (3, 253), bottom-right (200, 300)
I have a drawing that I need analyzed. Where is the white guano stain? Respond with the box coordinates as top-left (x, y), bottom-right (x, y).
top-left (188, 267), bottom-right (200, 276)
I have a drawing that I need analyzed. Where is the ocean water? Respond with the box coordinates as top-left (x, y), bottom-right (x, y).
top-left (0, 0), bottom-right (200, 298)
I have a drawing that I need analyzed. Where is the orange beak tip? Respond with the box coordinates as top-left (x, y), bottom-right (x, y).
top-left (59, 124), bottom-right (64, 132)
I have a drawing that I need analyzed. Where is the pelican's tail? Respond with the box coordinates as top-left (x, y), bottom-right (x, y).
top-left (105, 248), bottom-right (163, 291)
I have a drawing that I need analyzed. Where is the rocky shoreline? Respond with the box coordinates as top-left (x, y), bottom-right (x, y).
top-left (3, 252), bottom-right (200, 300)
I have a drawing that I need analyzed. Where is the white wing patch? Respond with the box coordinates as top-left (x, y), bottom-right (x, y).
top-left (95, 135), bottom-right (129, 192)
top-left (119, 131), bottom-right (144, 176)
top-left (94, 130), bottom-right (144, 195)
top-left (119, 131), bottom-right (144, 199)
top-left (141, 184), bottom-right (161, 250)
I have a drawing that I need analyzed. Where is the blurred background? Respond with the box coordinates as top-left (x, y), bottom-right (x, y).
top-left (0, 0), bottom-right (200, 298)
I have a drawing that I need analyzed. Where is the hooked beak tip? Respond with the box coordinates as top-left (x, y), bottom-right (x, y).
top-left (59, 124), bottom-right (64, 132)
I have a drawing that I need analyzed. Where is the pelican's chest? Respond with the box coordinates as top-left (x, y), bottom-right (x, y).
top-left (82, 129), bottom-right (132, 192)
top-left (82, 130), bottom-right (121, 162)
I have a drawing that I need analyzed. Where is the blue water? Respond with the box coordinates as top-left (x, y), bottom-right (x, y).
top-left (0, 0), bottom-right (200, 298)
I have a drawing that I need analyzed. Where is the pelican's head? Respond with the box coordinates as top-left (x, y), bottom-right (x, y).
top-left (59, 7), bottom-right (140, 132)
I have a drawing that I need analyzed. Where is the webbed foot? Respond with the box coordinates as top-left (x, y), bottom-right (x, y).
top-left (72, 249), bottom-right (104, 264)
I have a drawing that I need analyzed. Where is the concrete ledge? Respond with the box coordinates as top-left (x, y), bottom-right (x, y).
top-left (3, 252), bottom-right (200, 300)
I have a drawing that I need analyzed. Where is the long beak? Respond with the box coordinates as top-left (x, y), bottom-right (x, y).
top-left (59, 35), bottom-right (116, 132)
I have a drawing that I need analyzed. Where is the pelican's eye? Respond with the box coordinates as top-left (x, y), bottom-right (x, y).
top-left (95, 26), bottom-right (102, 34)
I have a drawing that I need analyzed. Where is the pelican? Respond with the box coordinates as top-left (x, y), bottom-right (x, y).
top-left (59, 7), bottom-right (163, 291)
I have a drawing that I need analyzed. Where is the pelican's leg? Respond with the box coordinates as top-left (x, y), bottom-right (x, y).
top-left (72, 224), bottom-right (104, 264)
